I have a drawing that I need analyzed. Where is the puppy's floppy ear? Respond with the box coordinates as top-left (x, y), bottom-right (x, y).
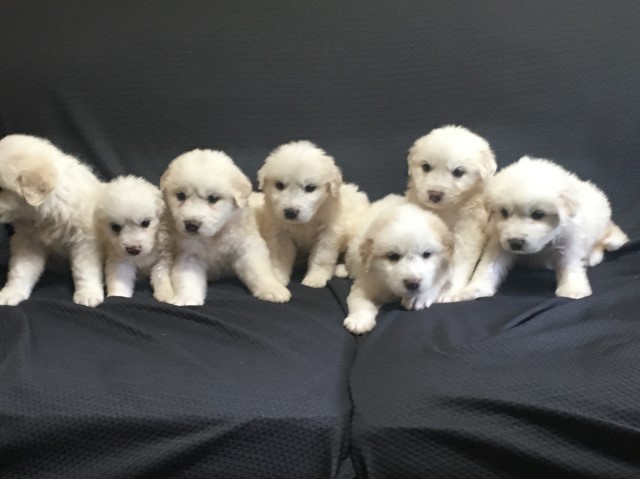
top-left (257, 164), bottom-right (267, 191)
top-left (359, 237), bottom-right (374, 274)
top-left (16, 159), bottom-right (58, 206)
top-left (232, 170), bottom-right (252, 208)
top-left (159, 165), bottom-right (172, 192)
top-left (328, 162), bottom-right (343, 197)
top-left (154, 192), bottom-right (166, 217)
top-left (557, 189), bottom-right (578, 224)
top-left (477, 147), bottom-right (497, 181)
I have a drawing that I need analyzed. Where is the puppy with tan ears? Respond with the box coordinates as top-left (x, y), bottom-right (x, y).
top-left (161, 149), bottom-right (291, 306)
top-left (95, 176), bottom-right (173, 302)
top-left (461, 156), bottom-right (628, 300)
top-left (406, 125), bottom-right (496, 302)
top-left (343, 195), bottom-right (452, 335)
top-left (0, 134), bottom-right (105, 306)
top-left (257, 141), bottom-right (369, 288)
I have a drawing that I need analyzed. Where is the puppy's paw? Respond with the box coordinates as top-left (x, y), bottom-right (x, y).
top-left (0, 288), bottom-right (29, 306)
top-left (344, 314), bottom-right (376, 335)
top-left (153, 288), bottom-right (174, 304)
top-left (436, 287), bottom-right (463, 304)
top-left (302, 269), bottom-right (332, 288)
top-left (106, 288), bottom-right (133, 298)
top-left (170, 295), bottom-right (205, 307)
top-left (401, 293), bottom-right (434, 311)
top-left (73, 289), bottom-right (104, 307)
top-left (459, 283), bottom-right (496, 301)
top-left (334, 264), bottom-right (349, 278)
top-left (253, 282), bottom-right (291, 303)
top-left (556, 282), bottom-right (592, 299)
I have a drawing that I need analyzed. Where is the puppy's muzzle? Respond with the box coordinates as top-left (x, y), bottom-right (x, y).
top-left (508, 238), bottom-right (526, 251)
top-left (125, 245), bottom-right (142, 256)
top-left (403, 278), bottom-right (421, 292)
top-left (283, 208), bottom-right (299, 220)
top-left (427, 190), bottom-right (444, 203)
top-left (184, 220), bottom-right (201, 233)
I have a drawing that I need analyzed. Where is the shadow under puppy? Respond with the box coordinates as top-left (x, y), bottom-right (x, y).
top-left (95, 175), bottom-right (173, 302)
top-left (343, 195), bottom-right (452, 334)
top-left (462, 156), bottom-right (628, 300)
top-left (161, 149), bottom-right (291, 306)
top-left (257, 140), bottom-right (369, 288)
top-left (0, 134), bottom-right (105, 306)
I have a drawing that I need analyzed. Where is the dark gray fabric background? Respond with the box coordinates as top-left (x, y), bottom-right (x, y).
top-left (1, 1), bottom-right (639, 477)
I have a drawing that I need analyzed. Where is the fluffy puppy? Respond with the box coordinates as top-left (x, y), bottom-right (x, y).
top-left (161, 149), bottom-right (290, 306)
top-left (95, 176), bottom-right (173, 302)
top-left (0, 134), bottom-right (104, 306)
top-left (343, 195), bottom-right (452, 334)
top-left (462, 156), bottom-right (628, 300)
top-left (406, 125), bottom-right (496, 301)
top-left (257, 140), bottom-right (369, 288)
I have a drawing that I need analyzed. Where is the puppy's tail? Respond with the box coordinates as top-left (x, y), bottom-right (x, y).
top-left (588, 222), bottom-right (629, 267)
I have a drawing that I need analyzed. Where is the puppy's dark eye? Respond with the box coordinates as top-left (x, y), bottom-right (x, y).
top-left (176, 192), bottom-right (186, 201)
top-left (208, 195), bottom-right (220, 204)
top-left (111, 223), bottom-right (122, 234)
top-left (422, 251), bottom-right (431, 259)
top-left (275, 181), bottom-right (285, 190)
top-left (500, 208), bottom-right (509, 219)
top-left (304, 184), bottom-right (316, 193)
top-left (386, 252), bottom-right (401, 262)
top-left (531, 210), bottom-right (545, 220)
top-left (421, 163), bottom-right (431, 173)
top-left (452, 167), bottom-right (465, 178)
top-left (140, 219), bottom-right (150, 228)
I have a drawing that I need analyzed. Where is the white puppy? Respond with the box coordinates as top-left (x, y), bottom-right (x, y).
top-left (95, 176), bottom-right (173, 302)
top-left (343, 195), bottom-right (452, 334)
top-left (0, 134), bottom-right (105, 306)
top-left (462, 156), bottom-right (628, 300)
top-left (161, 149), bottom-right (291, 306)
top-left (406, 125), bottom-right (496, 301)
top-left (257, 140), bottom-right (369, 288)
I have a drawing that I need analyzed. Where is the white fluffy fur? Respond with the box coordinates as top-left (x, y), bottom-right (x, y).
top-left (161, 149), bottom-right (290, 306)
top-left (462, 156), bottom-right (629, 300)
top-left (0, 134), bottom-right (105, 306)
top-left (256, 140), bottom-right (369, 288)
top-left (343, 195), bottom-right (452, 334)
top-left (95, 176), bottom-right (173, 302)
top-left (406, 125), bottom-right (497, 302)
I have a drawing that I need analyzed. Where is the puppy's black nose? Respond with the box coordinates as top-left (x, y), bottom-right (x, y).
top-left (284, 208), bottom-right (299, 220)
top-left (184, 221), bottom-right (201, 233)
top-left (403, 279), bottom-right (421, 291)
top-left (508, 238), bottom-right (525, 251)
top-left (428, 190), bottom-right (444, 203)
top-left (125, 246), bottom-right (141, 256)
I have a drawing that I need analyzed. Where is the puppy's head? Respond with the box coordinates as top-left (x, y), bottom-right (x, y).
top-left (160, 149), bottom-right (251, 238)
top-left (96, 176), bottom-right (165, 258)
top-left (487, 156), bottom-right (578, 255)
top-left (0, 135), bottom-right (60, 222)
top-left (360, 203), bottom-right (452, 299)
top-left (407, 125), bottom-right (496, 209)
top-left (257, 141), bottom-right (342, 223)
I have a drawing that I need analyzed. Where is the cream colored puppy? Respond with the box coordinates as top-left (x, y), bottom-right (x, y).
top-left (95, 176), bottom-right (173, 302)
top-left (257, 140), bottom-right (369, 288)
top-left (161, 149), bottom-right (290, 306)
top-left (343, 195), bottom-right (452, 335)
top-left (462, 156), bottom-right (628, 300)
top-left (406, 125), bottom-right (496, 302)
top-left (0, 134), bottom-right (105, 306)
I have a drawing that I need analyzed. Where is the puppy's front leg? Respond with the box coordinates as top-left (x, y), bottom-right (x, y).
top-left (460, 234), bottom-right (513, 300)
top-left (70, 238), bottom-right (105, 307)
top-left (170, 254), bottom-right (207, 306)
top-left (266, 233), bottom-right (296, 286)
top-left (150, 255), bottom-right (174, 303)
top-left (0, 227), bottom-right (46, 306)
top-left (439, 220), bottom-right (485, 302)
top-left (234, 237), bottom-right (291, 303)
top-left (344, 283), bottom-right (380, 334)
top-left (555, 245), bottom-right (591, 299)
top-left (105, 255), bottom-right (136, 298)
top-left (302, 231), bottom-right (341, 288)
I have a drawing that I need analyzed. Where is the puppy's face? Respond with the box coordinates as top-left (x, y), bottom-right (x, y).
top-left (488, 157), bottom-right (577, 254)
top-left (408, 126), bottom-right (496, 209)
top-left (97, 177), bottom-right (164, 258)
top-left (161, 150), bottom-right (252, 238)
top-left (361, 205), bottom-right (452, 299)
top-left (258, 141), bottom-right (342, 224)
